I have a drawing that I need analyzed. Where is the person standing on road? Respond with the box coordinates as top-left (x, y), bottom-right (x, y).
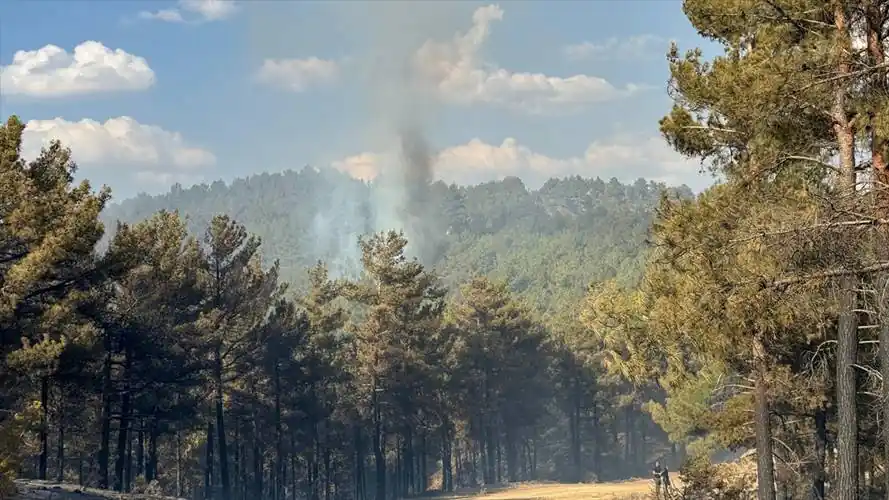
top-left (652, 461), bottom-right (663, 498)
top-left (662, 464), bottom-right (672, 497)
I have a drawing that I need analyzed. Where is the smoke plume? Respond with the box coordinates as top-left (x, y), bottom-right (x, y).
top-left (343, 1), bottom-right (463, 265)
top-left (250, 1), bottom-right (468, 277)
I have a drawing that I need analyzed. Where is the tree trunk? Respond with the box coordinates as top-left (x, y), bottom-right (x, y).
top-left (98, 333), bottom-right (113, 490)
top-left (591, 401), bottom-right (599, 480)
top-left (114, 386), bottom-right (131, 491)
top-left (419, 429), bottom-right (427, 493)
top-left (623, 405), bottom-right (632, 472)
top-left (324, 442), bottom-right (332, 500)
top-left (505, 426), bottom-right (518, 483)
top-left (274, 361), bottom-right (283, 500)
top-left (137, 419), bottom-right (144, 481)
top-left (38, 376), bottom-right (49, 480)
top-left (753, 332), bottom-right (776, 500)
top-left (867, 3), bottom-right (889, 497)
top-left (56, 400), bottom-right (64, 483)
top-left (292, 435), bottom-right (300, 500)
top-left (147, 420), bottom-right (158, 482)
top-left (395, 436), bottom-right (403, 498)
top-left (115, 345), bottom-right (132, 493)
top-left (813, 405), bottom-right (827, 500)
top-left (354, 426), bottom-right (365, 500)
top-left (831, 2), bottom-right (859, 496)
top-left (496, 433), bottom-right (502, 484)
top-left (882, 314), bottom-right (889, 499)
top-left (373, 389), bottom-right (386, 500)
top-left (253, 416), bottom-right (263, 500)
top-left (836, 275), bottom-right (859, 500)
top-left (570, 375), bottom-right (582, 482)
top-left (233, 421), bottom-right (240, 499)
top-left (205, 420), bottom-right (215, 499)
top-left (402, 429), bottom-right (412, 496)
top-left (215, 348), bottom-right (232, 500)
top-left (125, 424), bottom-right (133, 492)
top-left (865, 0), bottom-right (889, 192)
top-left (441, 421), bottom-right (452, 492)
top-left (176, 431), bottom-right (183, 498)
top-left (470, 440), bottom-right (478, 486)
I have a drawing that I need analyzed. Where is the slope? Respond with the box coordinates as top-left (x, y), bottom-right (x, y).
top-left (102, 169), bottom-right (693, 315)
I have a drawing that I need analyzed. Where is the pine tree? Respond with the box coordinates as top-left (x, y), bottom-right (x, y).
top-left (199, 215), bottom-right (283, 500)
top-left (347, 231), bottom-right (446, 500)
top-left (448, 277), bottom-right (548, 484)
top-left (0, 115), bottom-right (111, 486)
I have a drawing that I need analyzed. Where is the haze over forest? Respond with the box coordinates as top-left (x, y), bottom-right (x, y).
top-left (7, 1), bottom-right (889, 500)
top-left (104, 171), bottom-right (693, 309)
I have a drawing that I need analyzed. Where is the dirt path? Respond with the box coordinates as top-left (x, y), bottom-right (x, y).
top-left (441, 481), bottom-right (655, 500)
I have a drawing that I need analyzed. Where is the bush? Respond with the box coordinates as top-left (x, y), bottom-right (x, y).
top-left (670, 454), bottom-right (756, 500)
top-left (0, 401), bottom-right (41, 499)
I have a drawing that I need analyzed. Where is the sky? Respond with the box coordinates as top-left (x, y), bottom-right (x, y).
top-left (0, 0), bottom-right (721, 202)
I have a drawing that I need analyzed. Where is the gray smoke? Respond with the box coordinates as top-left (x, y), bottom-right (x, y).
top-left (397, 124), bottom-right (437, 263)
top-left (248, 1), bottom-right (468, 277)
top-left (344, 1), bottom-right (464, 265)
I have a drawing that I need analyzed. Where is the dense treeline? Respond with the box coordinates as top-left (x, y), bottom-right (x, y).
top-left (0, 114), bottom-right (679, 500)
top-left (103, 170), bottom-right (692, 317)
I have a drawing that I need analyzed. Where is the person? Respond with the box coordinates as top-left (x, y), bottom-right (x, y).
top-left (662, 464), bottom-right (672, 497)
top-left (652, 461), bottom-right (663, 497)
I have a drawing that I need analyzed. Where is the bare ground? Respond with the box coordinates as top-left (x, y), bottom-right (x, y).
top-left (435, 480), bottom-right (656, 500)
top-left (9, 480), bottom-right (183, 500)
top-left (11, 479), bottom-right (658, 500)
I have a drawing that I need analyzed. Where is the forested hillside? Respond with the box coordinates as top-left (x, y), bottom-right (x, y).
top-left (104, 172), bottom-right (691, 316)
top-left (1, 114), bottom-right (690, 500)
top-left (9, 2), bottom-right (889, 500)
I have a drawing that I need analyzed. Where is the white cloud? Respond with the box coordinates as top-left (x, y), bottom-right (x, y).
top-left (139, 9), bottom-right (185, 23)
top-left (562, 35), bottom-right (667, 61)
top-left (411, 4), bottom-right (644, 114)
top-left (134, 170), bottom-right (205, 187)
top-left (255, 57), bottom-right (340, 92)
top-left (331, 152), bottom-right (382, 182)
top-left (332, 135), bottom-right (708, 190)
top-left (139, 0), bottom-right (237, 24)
top-left (0, 41), bottom-right (155, 98)
top-left (21, 117), bottom-right (216, 183)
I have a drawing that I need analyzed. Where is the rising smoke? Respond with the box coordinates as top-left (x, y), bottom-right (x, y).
top-left (247, 1), bottom-right (470, 277)
top-left (358, 1), bottom-right (458, 265)
top-left (315, 1), bottom-right (465, 272)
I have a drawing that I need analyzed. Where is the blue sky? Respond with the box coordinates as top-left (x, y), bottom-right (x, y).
top-left (1, 0), bottom-right (718, 201)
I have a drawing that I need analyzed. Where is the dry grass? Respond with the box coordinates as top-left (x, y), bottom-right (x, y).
top-left (436, 480), bottom-right (657, 500)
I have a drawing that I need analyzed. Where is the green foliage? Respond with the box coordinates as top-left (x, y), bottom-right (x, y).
top-left (0, 401), bottom-right (41, 497)
top-left (7, 0), bottom-right (889, 498)
top-left (0, 115), bottom-right (111, 490)
top-left (103, 173), bottom-right (691, 317)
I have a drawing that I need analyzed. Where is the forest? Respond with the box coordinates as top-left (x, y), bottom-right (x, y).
top-left (0, 114), bottom-right (686, 500)
top-left (6, 1), bottom-right (889, 500)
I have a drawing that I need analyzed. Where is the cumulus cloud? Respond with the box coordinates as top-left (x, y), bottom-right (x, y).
top-left (332, 135), bottom-right (708, 190)
top-left (562, 35), bottom-right (668, 61)
top-left (0, 41), bottom-right (155, 98)
top-left (139, 0), bottom-right (238, 24)
top-left (255, 57), bottom-right (340, 92)
top-left (411, 4), bottom-right (644, 114)
top-left (21, 117), bottom-right (216, 185)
